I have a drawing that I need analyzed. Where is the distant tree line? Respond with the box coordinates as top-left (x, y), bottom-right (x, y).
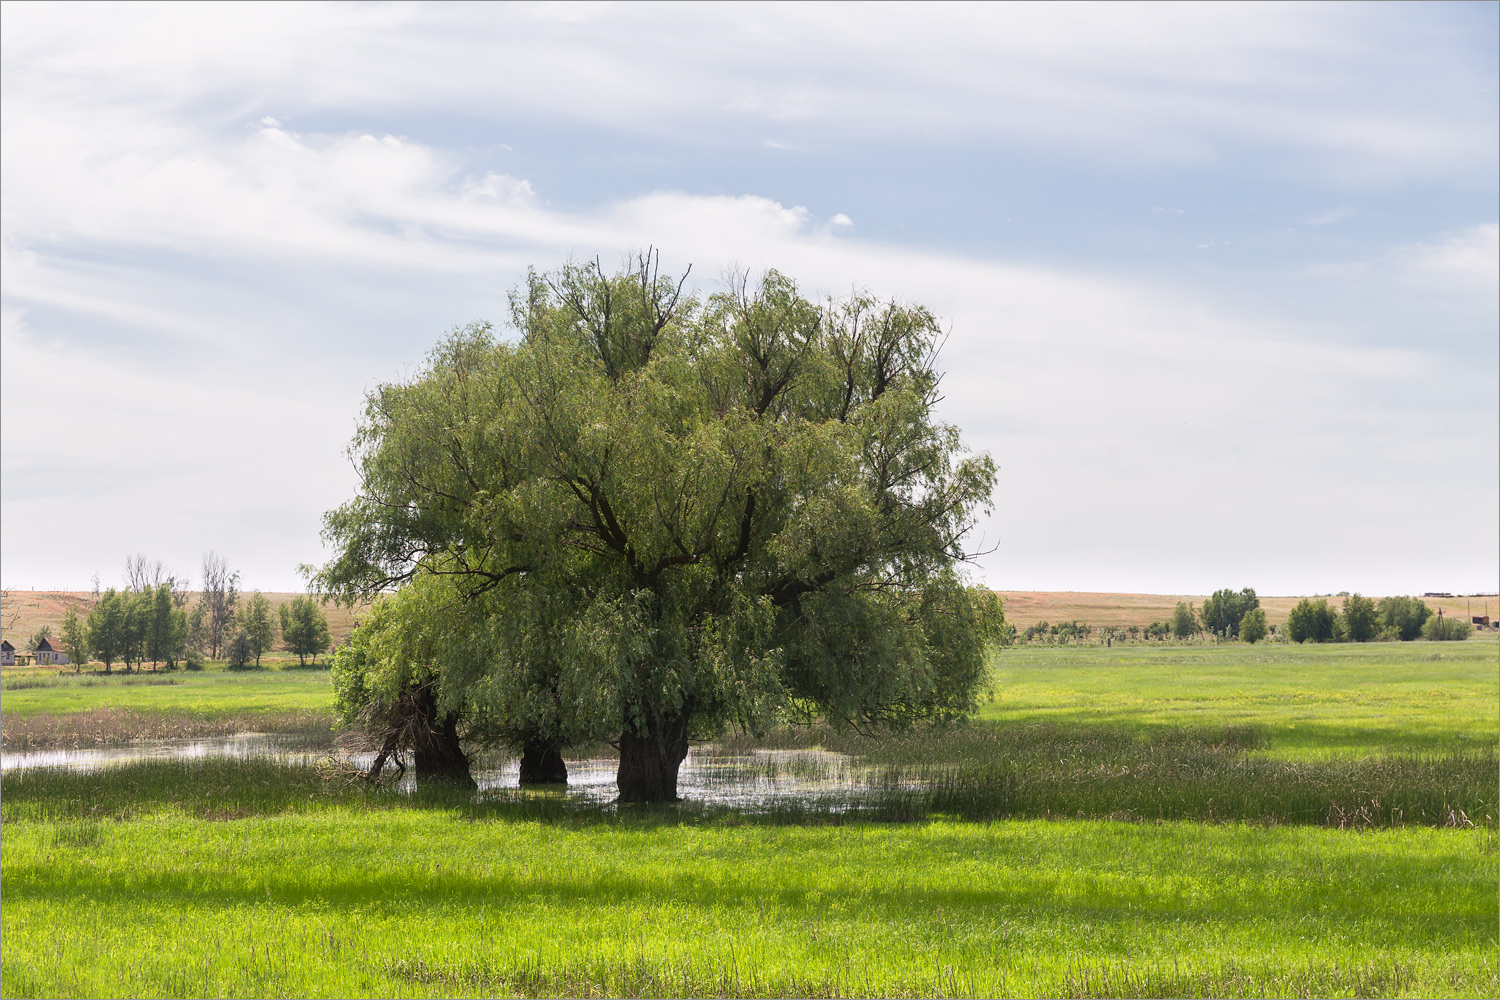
top-left (1283, 594), bottom-right (1468, 643)
top-left (1012, 587), bottom-right (1471, 646)
top-left (53, 552), bottom-right (332, 672)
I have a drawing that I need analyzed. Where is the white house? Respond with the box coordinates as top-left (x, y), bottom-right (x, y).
top-left (0, 640), bottom-right (13, 666)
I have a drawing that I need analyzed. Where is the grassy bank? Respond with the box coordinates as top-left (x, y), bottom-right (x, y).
top-left (0, 666), bottom-right (336, 748)
top-left (3, 761), bottom-right (1494, 999)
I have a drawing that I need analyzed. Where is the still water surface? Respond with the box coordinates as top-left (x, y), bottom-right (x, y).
top-left (1, 734), bottom-right (885, 808)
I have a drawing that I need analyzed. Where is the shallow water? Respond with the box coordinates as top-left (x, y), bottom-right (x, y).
top-left (0, 734), bottom-right (886, 809)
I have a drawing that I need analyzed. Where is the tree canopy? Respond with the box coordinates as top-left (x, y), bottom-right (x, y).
top-left (317, 255), bottom-right (1003, 800)
top-left (1170, 602), bottom-right (1200, 639)
top-left (1199, 587), bottom-right (1258, 637)
top-left (1286, 598), bottom-right (1337, 643)
top-left (1377, 595), bottom-right (1431, 641)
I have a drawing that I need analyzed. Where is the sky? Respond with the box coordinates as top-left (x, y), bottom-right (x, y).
top-left (2, 1), bottom-right (1496, 597)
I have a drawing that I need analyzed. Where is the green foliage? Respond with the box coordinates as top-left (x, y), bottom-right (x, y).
top-left (86, 588), bottom-right (126, 672)
top-left (59, 607), bottom-right (87, 671)
top-left (197, 552), bottom-right (239, 659)
top-left (1422, 613), bottom-right (1472, 642)
top-left (314, 257), bottom-right (1000, 795)
top-left (278, 596), bottom-right (330, 666)
top-left (1287, 598), bottom-right (1337, 643)
top-left (1378, 595), bottom-right (1432, 641)
top-left (1340, 593), bottom-right (1380, 642)
top-left (1171, 601), bottom-right (1200, 639)
top-left (145, 583), bottom-right (188, 668)
top-left (224, 629), bottom-right (254, 669)
top-left (1239, 607), bottom-right (1269, 644)
top-left (25, 624), bottom-right (50, 652)
top-left (1023, 619), bottom-right (1051, 642)
top-left (1200, 587), bottom-right (1258, 637)
top-left (240, 592), bottom-right (277, 666)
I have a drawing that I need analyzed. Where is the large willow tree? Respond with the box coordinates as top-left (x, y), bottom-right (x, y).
top-left (317, 255), bottom-right (1003, 800)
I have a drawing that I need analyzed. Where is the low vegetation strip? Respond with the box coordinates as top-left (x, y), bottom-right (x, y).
top-left (729, 722), bottom-right (1496, 829)
top-left (2, 785), bottom-right (1493, 999)
top-left (0, 708), bottom-right (337, 750)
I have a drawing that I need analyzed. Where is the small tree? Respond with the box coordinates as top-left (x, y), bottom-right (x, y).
top-left (87, 588), bottom-right (126, 673)
top-left (1340, 593), bottom-right (1379, 642)
top-left (145, 583), bottom-right (189, 669)
top-left (1421, 613), bottom-right (1471, 642)
top-left (241, 592), bottom-right (278, 666)
top-left (1201, 588), bottom-right (1259, 638)
top-left (1239, 607), bottom-right (1268, 644)
top-left (198, 551), bottom-right (240, 659)
top-left (1286, 598), bottom-right (1336, 643)
top-left (280, 595), bottom-right (331, 666)
top-left (1171, 602), bottom-right (1200, 640)
top-left (60, 607), bottom-right (89, 671)
top-left (1376, 596), bottom-right (1431, 641)
top-left (225, 628), bottom-right (254, 668)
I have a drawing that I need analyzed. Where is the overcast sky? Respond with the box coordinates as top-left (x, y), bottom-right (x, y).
top-left (2, 1), bottom-right (1496, 596)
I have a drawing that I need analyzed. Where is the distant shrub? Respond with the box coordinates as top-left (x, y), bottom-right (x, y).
top-left (1377, 595), bottom-right (1431, 641)
top-left (225, 629), bottom-right (254, 669)
top-left (1201, 588), bottom-right (1258, 637)
top-left (1421, 614), bottom-right (1472, 642)
top-left (1287, 598), bottom-right (1336, 643)
top-left (1171, 602), bottom-right (1200, 639)
top-left (1238, 608), bottom-right (1268, 644)
top-left (1340, 593), bottom-right (1380, 642)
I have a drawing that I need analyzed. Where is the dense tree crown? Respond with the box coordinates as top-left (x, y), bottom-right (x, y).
top-left (1200, 588), bottom-right (1258, 637)
top-left (1286, 598), bottom-right (1338, 643)
top-left (319, 257), bottom-right (1003, 799)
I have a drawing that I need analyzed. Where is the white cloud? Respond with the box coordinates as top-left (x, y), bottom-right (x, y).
top-left (1, 3), bottom-right (1494, 594)
top-left (5, 150), bottom-right (1491, 591)
top-left (3, 2), bottom-right (1493, 178)
top-left (1396, 224), bottom-right (1500, 290)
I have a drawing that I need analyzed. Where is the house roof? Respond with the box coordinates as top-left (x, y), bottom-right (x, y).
top-left (35, 636), bottom-right (57, 651)
top-left (0, 640), bottom-right (12, 651)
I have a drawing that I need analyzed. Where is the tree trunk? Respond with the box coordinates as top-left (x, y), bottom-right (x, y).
top-left (518, 740), bottom-right (569, 785)
top-left (411, 682), bottom-right (474, 787)
top-left (616, 715), bottom-right (690, 803)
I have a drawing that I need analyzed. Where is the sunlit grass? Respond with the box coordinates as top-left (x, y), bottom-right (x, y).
top-left (4, 640), bottom-right (1497, 996)
top-left (983, 638), bottom-right (1498, 757)
top-left (3, 770), bottom-right (1494, 998)
top-left (0, 667), bottom-right (337, 747)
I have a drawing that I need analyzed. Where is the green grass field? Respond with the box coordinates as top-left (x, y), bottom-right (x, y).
top-left (2, 639), bottom-right (1496, 998)
top-left (0, 664), bottom-right (336, 748)
top-left (2, 760), bottom-right (1494, 999)
top-left (983, 638), bottom-right (1498, 756)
